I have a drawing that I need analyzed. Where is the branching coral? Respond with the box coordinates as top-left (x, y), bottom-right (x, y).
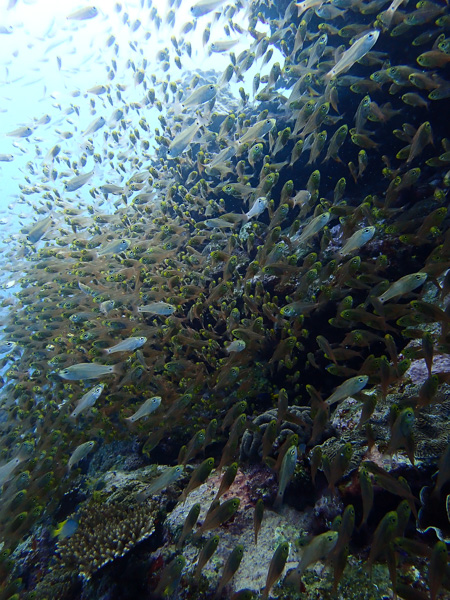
top-left (56, 501), bottom-right (156, 580)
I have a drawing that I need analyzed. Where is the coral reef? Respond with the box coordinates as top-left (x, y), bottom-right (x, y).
top-left (0, 0), bottom-right (449, 598)
top-left (56, 500), bottom-right (156, 580)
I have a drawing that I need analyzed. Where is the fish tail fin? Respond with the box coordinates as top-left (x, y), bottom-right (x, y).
top-left (112, 362), bottom-right (124, 375)
top-left (51, 522), bottom-right (63, 539)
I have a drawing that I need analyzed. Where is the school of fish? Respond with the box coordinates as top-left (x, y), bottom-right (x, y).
top-left (0, 0), bottom-right (449, 598)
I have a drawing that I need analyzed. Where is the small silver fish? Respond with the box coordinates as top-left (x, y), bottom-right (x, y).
top-left (67, 441), bottom-right (95, 471)
top-left (0, 341), bottom-right (17, 355)
top-left (325, 375), bottom-right (369, 406)
top-left (26, 216), bottom-right (54, 244)
top-left (206, 146), bottom-right (237, 171)
top-left (87, 85), bottom-right (108, 95)
top-left (378, 0), bottom-right (407, 29)
top-left (83, 116), bottom-right (105, 136)
top-left (70, 384), bottom-right (105, 419)
top-left (378, 272), bottom-right (427, 303)
top-left (168, 121), bottom-right (202, 158)
top-left (238, 118), bottom-right (276, 144)
top-left (59, 363), bottom-right (117, 380)
top-left (182, 84), bottom-right (217, 108)
top-left (315, 4), bottom-right (346, 19)
top-left (274, 445), bottom-right (298, 508)
top-left (67, 6), bottom-right (99, 20)
top-left (325, 30), bottom-right (380, 81)
top-left (295, 0), bottom-right (325, 19)
top-left (99, 300), bottom-right (115, 314)
top-left (209, 40), bottom-right (240, 53)
top-left (44, 144), bottom-right (61, 162)
top-left (340, 226), bottom-right (376, 255)
top-left (99, 184), bottom-right (125, 195)
top-left (292, 190), bottom-right (311, 208)
top-left (138, 302), bottom-right (176, 315)
top-left (191, 0), bottom-right (226, 17)
top-left (0, 455), bottom-right (24, 489)
top-left (125, 396), bottom-right (161, 422)
top-left (246, 197), bottom-right (268, 220)
top-left (294, 212), bottom-right (330, 244)
top-left (293, 530), bottom-right (338, 578)
top-left (98, 239), bottom-right (129, 256)
top-left (36, 114), bottom-right (51, 125)
top-left (109, 108), bottom-right (124, 125)
top-left (78, 282), bottom-right (96, 296)
top-left (203, 218), bottom-right (235, 228)
top-left (65, 170), bottom-right (95, 192)
top-left (7, 126), bottom-right (33, 138)
top-left (225, 340), bottom-right (246, 353)
top-left (136, 465), bottom-right (184, 501)
top-left (105, 336), bottom-right (147, 354)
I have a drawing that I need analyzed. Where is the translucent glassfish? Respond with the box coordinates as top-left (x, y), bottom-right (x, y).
top-left (125, 396), bottom-right (161, 422)
top-left (325, 30), bottom-right (380, 81)
top-left (59, 363), bottom-right (117, 380)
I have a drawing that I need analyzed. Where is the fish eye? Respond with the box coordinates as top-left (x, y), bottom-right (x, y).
top-left (209, 85), bottom-right (214, 90)
top-left (415, 274), bottom-right (423, 279)
top-left (266, 119), bottom-right (271, 124)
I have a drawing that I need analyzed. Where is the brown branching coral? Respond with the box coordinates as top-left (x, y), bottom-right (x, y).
top-left (56, 501), bottom-right (156, 580)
